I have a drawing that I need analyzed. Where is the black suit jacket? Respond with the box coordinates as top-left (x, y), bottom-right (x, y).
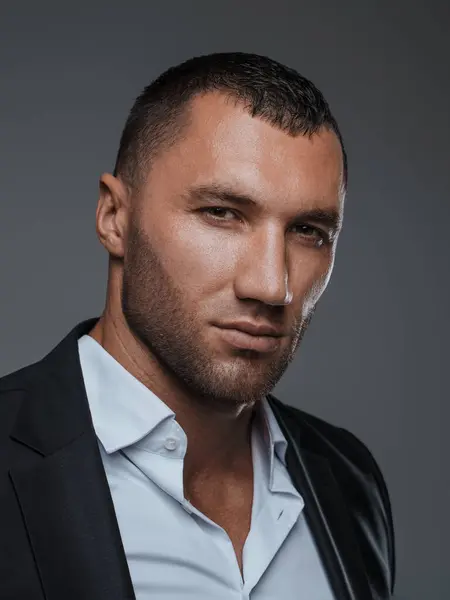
top-left (0, 318), bottom-right (395, 600)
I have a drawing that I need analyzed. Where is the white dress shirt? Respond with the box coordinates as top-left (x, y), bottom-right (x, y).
top-left (78, 334), bottom-right (334, 599)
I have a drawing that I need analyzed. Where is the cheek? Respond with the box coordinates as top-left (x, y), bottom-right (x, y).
top-left (304, 275), bottom-right (330, 310)
top-left (292, 252), bottom-right (335, 312)
top-left (159, 218), bottom-right (236, 289)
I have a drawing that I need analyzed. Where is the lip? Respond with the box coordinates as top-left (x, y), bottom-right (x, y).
top-left (216, 320), bottom-right (285, 337)
top-left (214, 323), bottom-right (284, 353)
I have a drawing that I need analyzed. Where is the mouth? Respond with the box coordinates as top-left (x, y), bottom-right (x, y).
top-left (214, 326), bottom-right (283, 353)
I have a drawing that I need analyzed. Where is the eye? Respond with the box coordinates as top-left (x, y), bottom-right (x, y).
top-left (200, 207), bottom-right (238, 221)
top-left (292, 224), bottom-right (327, 247)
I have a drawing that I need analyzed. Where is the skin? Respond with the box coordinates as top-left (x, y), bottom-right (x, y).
top-left (89, 92), bottom-right (344, 568)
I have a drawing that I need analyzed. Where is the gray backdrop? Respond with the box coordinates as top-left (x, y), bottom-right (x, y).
top-left (1, 2), bottom-right (448, 599)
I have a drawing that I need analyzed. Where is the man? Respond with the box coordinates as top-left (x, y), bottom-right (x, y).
top-left (0, 52), bottom-right (395, 600)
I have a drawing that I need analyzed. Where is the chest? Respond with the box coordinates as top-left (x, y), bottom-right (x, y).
top-left (104, 449), bottom-right (337, 598)
top-left (186, 480), bottom-right (254, 576)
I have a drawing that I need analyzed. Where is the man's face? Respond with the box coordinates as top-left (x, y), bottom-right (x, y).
top-left (122, 92), bottom-right (344, 410)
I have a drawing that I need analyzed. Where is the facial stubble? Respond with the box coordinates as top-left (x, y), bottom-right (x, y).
top-left (121, 218), bottom-right (315, 411)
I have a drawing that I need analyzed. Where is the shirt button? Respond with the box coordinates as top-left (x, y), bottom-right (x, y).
top-left (164, 437), bottom-right (178, 451)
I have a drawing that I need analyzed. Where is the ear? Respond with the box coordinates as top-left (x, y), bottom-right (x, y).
top-left (95, 173), bottom-right (130, 258)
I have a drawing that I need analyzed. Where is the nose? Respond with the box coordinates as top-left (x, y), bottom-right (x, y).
top-left (234, 225), bottom-right (292, 307)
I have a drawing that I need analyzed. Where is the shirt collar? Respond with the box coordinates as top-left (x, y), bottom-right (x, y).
top-left (78, 333), bottom-right (288, 466)
top-left (259, 395), bottom-right (289, 467)
top-left (78, 334), bottom-right (175, 453)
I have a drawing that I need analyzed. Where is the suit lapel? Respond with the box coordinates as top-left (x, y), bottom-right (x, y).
top-left (268, 396), bottom-right (373, 600)
top-left (9, 318), bottom-right (135, 600)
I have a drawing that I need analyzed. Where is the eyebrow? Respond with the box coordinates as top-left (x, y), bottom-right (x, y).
top-left (187, 183), bottom-right (342, 231)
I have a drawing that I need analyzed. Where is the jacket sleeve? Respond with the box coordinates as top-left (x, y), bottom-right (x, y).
top-left (339, 427), bottom-right (396, 597)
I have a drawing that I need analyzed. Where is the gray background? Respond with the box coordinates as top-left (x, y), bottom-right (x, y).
top-left (1, 1), bottom-right (448, 599)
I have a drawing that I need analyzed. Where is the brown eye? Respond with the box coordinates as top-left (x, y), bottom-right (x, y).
top-left (201, 207), bottom-right (237, 221)
top-left (292, 224), bottom-right (326, 246)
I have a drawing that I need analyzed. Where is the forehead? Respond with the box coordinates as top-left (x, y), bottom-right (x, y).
top-left (147, 92), bottom-right (344, 209)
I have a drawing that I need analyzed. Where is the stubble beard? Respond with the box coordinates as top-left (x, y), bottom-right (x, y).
top-left (121, 219), bottom-right (315, 411)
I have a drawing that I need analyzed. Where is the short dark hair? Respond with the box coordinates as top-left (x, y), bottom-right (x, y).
top-left (113, 52), bottom-right (347, 192)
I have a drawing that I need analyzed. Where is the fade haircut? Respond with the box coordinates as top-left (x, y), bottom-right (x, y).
top-left (113, 52), bottom-right (347, 193)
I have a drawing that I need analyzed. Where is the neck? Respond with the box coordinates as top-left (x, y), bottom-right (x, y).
top-left (88, 309), bottom-right (257, 477)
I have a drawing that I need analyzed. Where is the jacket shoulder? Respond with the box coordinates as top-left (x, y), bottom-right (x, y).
top-left (0, 360), bottom-right (45, 436)
top-left (0, 359), bottom-right (43, 394)
top-left (271, 396), bottom-right (387, 479)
